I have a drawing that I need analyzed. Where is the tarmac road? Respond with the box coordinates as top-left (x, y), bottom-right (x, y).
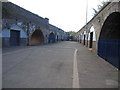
top-left (2, 41), bottom-right (118, 88)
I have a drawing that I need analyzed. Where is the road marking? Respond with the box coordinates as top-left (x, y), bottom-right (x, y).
top-left (3, 44), bottom-right (80, 87)
top-left (43, 46), bottom-right (81, 88)
top-left (72, 48), bottom-right (80, 88)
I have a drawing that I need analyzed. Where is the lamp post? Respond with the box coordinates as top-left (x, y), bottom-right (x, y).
top-left (86, 0), bottom-right (88, 47)
top-left (86, 0), bottom-right (88, 24)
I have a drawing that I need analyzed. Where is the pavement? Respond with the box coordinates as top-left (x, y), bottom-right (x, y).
top-left (2, 41), bottom-right (119, 88)
top-left (76, 43), bottom-right (119, 88)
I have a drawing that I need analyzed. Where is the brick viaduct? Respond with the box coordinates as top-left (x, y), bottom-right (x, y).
top-left (1, 2), bottom-right (68, 47)
top-left (75, 1), bottom-right (120, 68)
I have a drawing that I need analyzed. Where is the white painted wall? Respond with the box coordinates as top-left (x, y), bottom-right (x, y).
top-left (0, 24), bottom-right (27, 38)
top-left (11, 25), bottom-right (27, 38)
top-left (0, 29), bottom-right (10, 37)
top-left (20, 29), bottom-right (27, 38)
top-left (88, 26), bottom-right (96, 41)
top-left (79, 26), bottom-right (96, 41)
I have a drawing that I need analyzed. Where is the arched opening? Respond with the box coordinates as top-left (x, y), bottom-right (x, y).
top-left (86, 33), bottom-right (89, 47)
top-left (83, 35), bottom-right (86, 45)
top-left (89, 32), bottom-right (93, 48)
top-left (49, 32), bottom-right (56, 43)
top-left (30, 30), bottom-right (44, 45)
top-left (80, 34), bottom-right (82, 43)
top-left (88, 26), bottom-right (96, 52)
top-left (98, 12), bottom-right (120, 68)
top-left (57, 35), bottom-right (59, 41)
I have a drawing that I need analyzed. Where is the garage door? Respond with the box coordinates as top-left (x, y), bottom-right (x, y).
top-left (10, 30), bottom-right (20, 46)
top-left (49, 33), bottom-right (56, 43)
top-left (98, 12), bottom-right (120, 69)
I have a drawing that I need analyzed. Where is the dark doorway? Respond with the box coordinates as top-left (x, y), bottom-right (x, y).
top-left (83, 35), bottom-right (85, 45)
top-left (57, 35), bottom-right (59, 41)
top-left (98, 12), bottom-right (120, 69)
top-left (30, 30), bottom-right (44, 45)
top-left (10, 30), bottom-right (20, 46)
top-left (89, 32), bottom-right (93, 48)
top-left (80, 35), bottom-right (81, 43)
top-left (86, 34), bottom-right (89, 47)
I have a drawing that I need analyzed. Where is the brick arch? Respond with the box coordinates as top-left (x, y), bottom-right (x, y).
top-left (101, 10), bottom-right (120, 29)
top-left (30, 29), bottom-right (44, 45)
top-left (48, 32), bottom-right (56, 43)
top-left (87, 26), bottom-right (97, 53)
top-left (99, 12), bottom-right (120, 40)
top-left (98, 12), bottom-right (120, 68)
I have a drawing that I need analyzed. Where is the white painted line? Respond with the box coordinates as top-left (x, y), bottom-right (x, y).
top-left (72, 48), bottom-right (80, 88)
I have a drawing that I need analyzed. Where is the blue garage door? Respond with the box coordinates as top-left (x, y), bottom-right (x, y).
top-left (98, 12), bottom-right (120, 69)
top-left (98, 40), bottom-right (119, 68)
top-left (49, 33), bottom-right (56, 43)
top-left (10, 30), bottom-right (20, 46)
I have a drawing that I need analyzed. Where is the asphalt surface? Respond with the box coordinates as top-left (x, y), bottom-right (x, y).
top-left (2, 41), bottom-right (118, 88)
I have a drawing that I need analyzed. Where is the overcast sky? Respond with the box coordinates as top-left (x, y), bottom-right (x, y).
top-left (8, 0), bottom-right (105, 32)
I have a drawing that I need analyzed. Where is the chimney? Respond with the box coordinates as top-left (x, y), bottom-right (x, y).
top-left (45, 18), bottom-right (49, 23)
